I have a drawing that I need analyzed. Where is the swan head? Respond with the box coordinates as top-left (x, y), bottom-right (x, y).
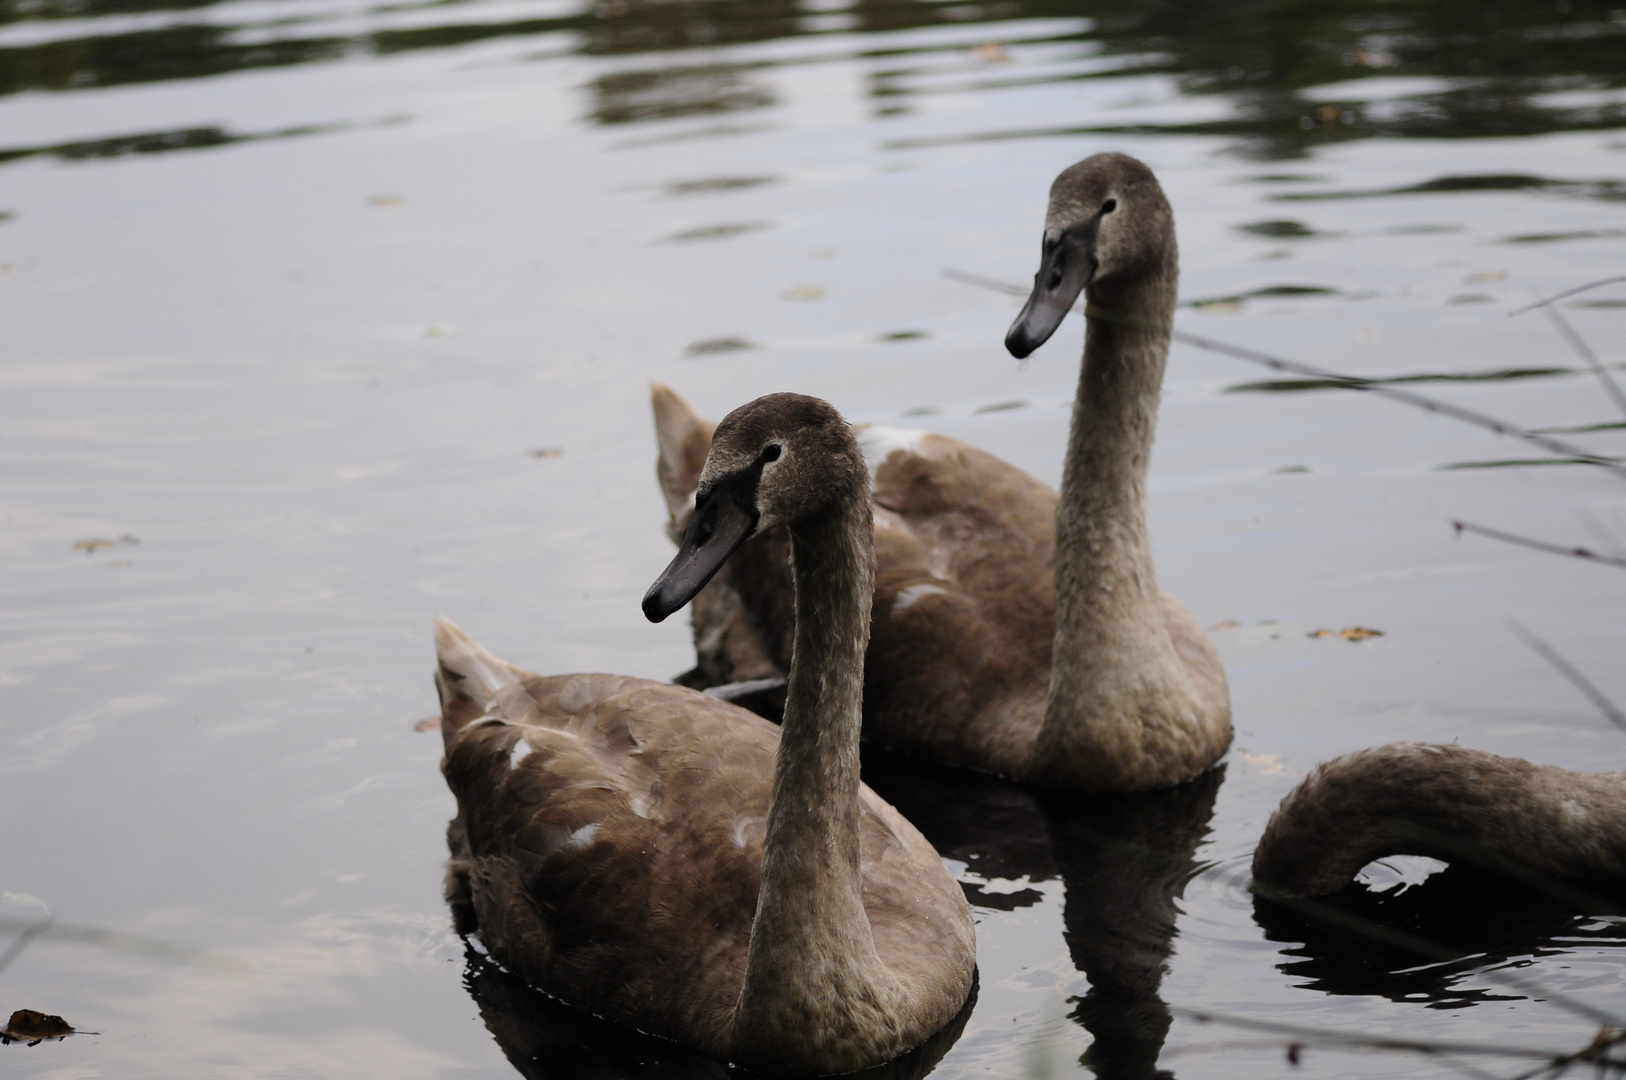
top-left (643, 392), bottom-right (861, 622)
top-left (1005, 152), bottom-right (1176, 359)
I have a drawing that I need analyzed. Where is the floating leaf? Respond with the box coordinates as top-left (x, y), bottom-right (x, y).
top-left (1235, 749), bottom-right (1292, 775)
top-left (526, 447), bottom-right (563, 459)
top-left (1, 1009), bottom-right (82, 1046)
top-left (1309, 627), bottom-right (1383, 641)
top-left (685, 336), bottom-right (756, 356)
top-left (367, 194), bottom-right (404, 208)
top-left (782, 284), bottom-right (824, 301)
top-left (414, 717), bottom-right (440, 732)
top-left (72, 533), bottom-right (138, 554)
top-left (1209, 620), bottom-right (1241, 631)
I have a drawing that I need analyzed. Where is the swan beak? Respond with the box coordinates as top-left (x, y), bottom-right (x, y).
top-left (1005, 232), bottom-right (1095, 359)
top-left (643, 488), bottom-right (758, 623)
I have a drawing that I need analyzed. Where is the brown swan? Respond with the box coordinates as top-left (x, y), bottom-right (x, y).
top-left (1253, 742), bottom-right (1626, 897)
top-left (651, 152), bottom-right (1230, 791)
top-left (434, 393), bottom-right (975, 1075)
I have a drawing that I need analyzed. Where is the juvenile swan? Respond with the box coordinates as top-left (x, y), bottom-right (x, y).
top-left (652, 153), bottom-right (1229, 790)
top-left (436, 393), bottom-right (975, 1075)
top-left (1253, 742), bottom-right (1626, 897)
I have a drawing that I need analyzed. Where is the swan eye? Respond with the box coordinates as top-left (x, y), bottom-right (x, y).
top-left (761, 444), bottom-right (782, 463)
top-left (1101, 198), bottom-right (1117, 215)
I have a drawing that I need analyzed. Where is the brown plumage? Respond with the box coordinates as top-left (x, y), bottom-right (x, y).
top-left (436, 393), bottom-right (975, 1074)
top-left (651, 153), bottom-right (1230, 792)
top-left (1252, 742), bottom-right (1626, 897)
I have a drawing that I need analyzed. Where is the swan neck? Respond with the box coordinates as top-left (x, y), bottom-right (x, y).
top-left (733, 487), bottom-right (896, 1064)
top-left (1060, 270), bottom-right (1176, 586)
top-left (1039, 260), bottom-right (1200, 788)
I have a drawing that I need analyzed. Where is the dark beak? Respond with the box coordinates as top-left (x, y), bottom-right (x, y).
top-left (643, 487), bottom-right (758, 622)
top-left (1005, 230), bottom-right (1096, 359)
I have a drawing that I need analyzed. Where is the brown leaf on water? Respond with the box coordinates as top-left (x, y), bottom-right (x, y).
top-left (72, 534), bottom-right (138, 554)
top-left (2, 1009), bottom-right (80, 1045)
top-left (414, 716), bottom-right (441, 732)
top-left (1309, 627), bottom-right (1384, 641)
top-left (1234, 749), bottom-right (1293, 775)
top-left (526, 447), bottom-right (563, 459)
top-left (1209, 620), bottom-right (1241, 631)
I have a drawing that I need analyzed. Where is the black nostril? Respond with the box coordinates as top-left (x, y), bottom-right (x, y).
top-left (1101, 198), bottom-right (1117, 214)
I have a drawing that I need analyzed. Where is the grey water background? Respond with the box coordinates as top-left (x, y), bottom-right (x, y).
top-left (2, 0), bottom-right (1625, 1074)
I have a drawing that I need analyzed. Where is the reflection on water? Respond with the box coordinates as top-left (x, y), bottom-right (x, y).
top-left (1253, 865), bottom-right (1626, 1010)
top-left (3, 0), bottom-right (1625, 155)
top-left (863, 749), bottom-right (1222, 1080)
top-left (0, 121), bottom-right (341, 166)
top-left (591, 64), bottom-right (776, 125)
top-left (3, 0), bottom-right (1625, 1067)
top-left (463, 941), bottom-right (978, 1080)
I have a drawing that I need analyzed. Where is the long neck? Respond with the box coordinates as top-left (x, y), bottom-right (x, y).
top-left (1255, 744), bottom-right (1626, 897)
top-left (732, 489), bottom-right (899, 1067)
top-left (1059, 270), bottom-right (1176, 617)
top-left (1038, 260), bottom-right (1205, 789)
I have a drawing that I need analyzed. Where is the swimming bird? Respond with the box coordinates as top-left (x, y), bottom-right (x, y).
top-left (651, 152), bottom-right (1230, 791)
top-left (1252, 742), bottom-right (1626, 897)
top-left (435, 393), bottom-right (976, 1074)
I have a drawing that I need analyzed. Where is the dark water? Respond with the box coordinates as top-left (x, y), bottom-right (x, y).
top-left (1, 0), bottom-right (1624, 1075)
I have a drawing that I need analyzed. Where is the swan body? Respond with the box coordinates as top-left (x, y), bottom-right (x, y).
top-left (1252, 742), bottom-right (1626, 897)
top-left (436, 393), bottom-right (974, 1074)
top-left (652, 153), bottom-right (1229, 791)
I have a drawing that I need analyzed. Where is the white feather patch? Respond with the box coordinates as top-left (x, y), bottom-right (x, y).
top-left (891, 582), bottom-right (949, 614)
top-left (564, 823), bottom-right (600, 849)
top-left (856, 425), bottom-right (927, 489)
top-left (509, 737), bottom-right (535, 771)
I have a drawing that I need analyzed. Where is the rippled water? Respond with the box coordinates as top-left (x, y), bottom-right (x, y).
top-left (2, 0), bottom-right (1624, 1075)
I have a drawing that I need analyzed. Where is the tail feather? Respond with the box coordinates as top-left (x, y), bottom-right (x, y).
top-left (434, 616), bottom-right (534, 734)
top-left (651, 383), bottom-right (716, 542)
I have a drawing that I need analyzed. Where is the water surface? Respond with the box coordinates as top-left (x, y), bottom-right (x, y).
top-left (2, 0), bottom-right (1624, 1076)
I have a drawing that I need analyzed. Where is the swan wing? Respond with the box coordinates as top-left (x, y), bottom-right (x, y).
top-left (442, 670), bottom-right (970, 1055)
